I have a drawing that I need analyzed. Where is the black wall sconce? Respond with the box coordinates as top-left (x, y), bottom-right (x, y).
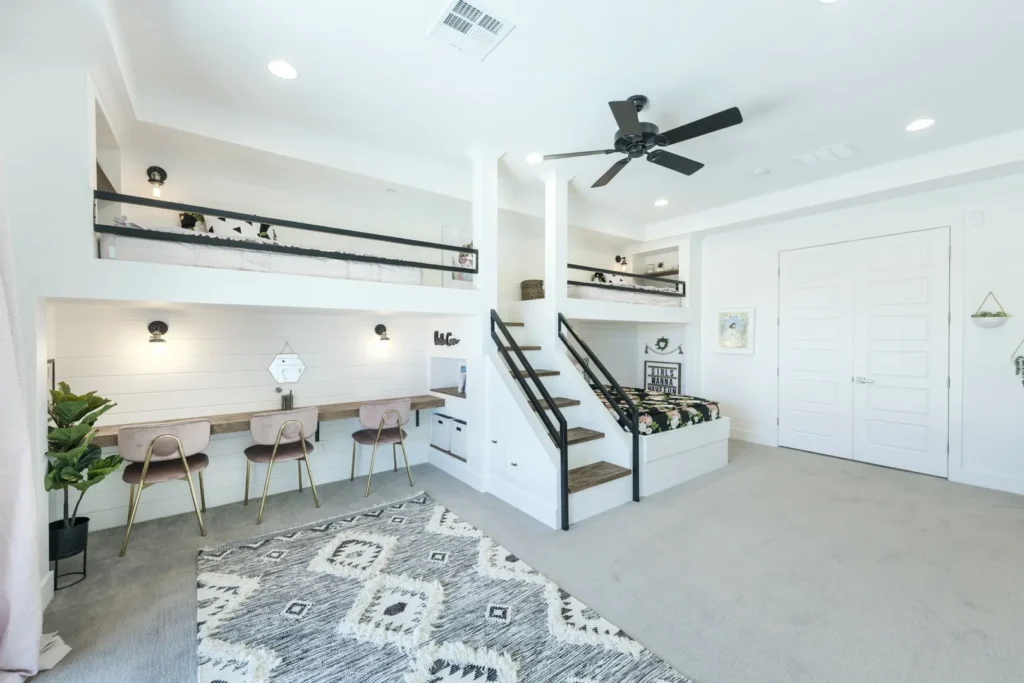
top-left (148, 320), bottom-right (169, 343)
top-left (147, 166), bottom-right (167, 197)
top-left (374, 324), bottom-right (390, 341)
top-left (615, 255), bottom-right (628, 267)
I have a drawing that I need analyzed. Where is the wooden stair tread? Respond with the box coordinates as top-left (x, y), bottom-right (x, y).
top-left (568, 461), bottom-right (631, 494)
top-left (515, 369), bottom-right (559, 378)
top-left (504, 322), bottom-right (525, 327)
top-left (565, 427), bottom-right (605, 446)
top-left (531, 397), bottom-right (581, 411)
top-left (504, 345), bottom-right (540, 351)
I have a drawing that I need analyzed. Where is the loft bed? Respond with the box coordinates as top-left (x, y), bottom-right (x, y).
top-left (92, 191), bottom-right (478, 285)
top-left (592, 386), bottom-right (720, 434)
top-left (567, 264), bottom-right (685, 307)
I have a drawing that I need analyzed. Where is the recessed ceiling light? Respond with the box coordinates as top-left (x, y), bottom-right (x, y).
top-left (818, 0), bottom-right (842, 4)
top-left (905, 118), bottom-right (935, 132)
top-left (525, 153), bottom-right (543, 164)
top-left (752, 167), bottom-right (771, 176)
top-left (654, 198), bottom-right (669, 207)
top-left (267, 60), bottom-right (298, 80)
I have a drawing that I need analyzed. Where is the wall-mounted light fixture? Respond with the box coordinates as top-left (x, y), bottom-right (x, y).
top-left (374, 324), bottom-right (390, 341)
top-left (148, 320), bottom-right (169, 343)
top-left (147, 166), bottom-right (167, 198)
top-left (615, 255), bottom-right (628, 268)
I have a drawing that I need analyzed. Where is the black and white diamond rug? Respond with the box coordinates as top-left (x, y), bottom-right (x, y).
top-left (197, 491), bottom-right (695, 683)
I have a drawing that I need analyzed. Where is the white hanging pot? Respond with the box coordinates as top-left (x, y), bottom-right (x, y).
top-left (972, 315), bottom-right (1009, 328)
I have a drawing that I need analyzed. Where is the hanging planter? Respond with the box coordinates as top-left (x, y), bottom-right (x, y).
top-left (971, 291), bottom-right (1010, 328)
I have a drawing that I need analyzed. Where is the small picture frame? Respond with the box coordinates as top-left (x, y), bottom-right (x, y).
top-left (716, 308), bottom-right (755, 354)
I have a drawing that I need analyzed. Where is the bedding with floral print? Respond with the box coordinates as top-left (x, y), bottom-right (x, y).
top-left (593, 386), bottom-right (720, 434)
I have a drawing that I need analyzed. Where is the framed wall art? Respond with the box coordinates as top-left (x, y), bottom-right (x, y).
top-left (716, 308), bottom-right (754, 354)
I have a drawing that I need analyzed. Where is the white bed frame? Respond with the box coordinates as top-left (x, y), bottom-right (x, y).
top-left (639, 417), bottom-right (730, 497)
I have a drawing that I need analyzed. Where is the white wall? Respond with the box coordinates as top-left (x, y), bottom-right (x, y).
top-left (700, 172), bottom-right (1024, 495)
top-left (49, 300), bottom-right (471, 530)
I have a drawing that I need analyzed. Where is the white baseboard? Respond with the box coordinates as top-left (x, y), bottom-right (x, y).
top-left (949, 467), bottom-right (1024, 497)
top-left (40, 570), bottom-right (54, 610)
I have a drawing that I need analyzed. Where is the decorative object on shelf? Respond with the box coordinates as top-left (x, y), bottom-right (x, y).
top-left (971, 291), bottom-right (1010, 328)
top-left (645, 264), bottom-right (656, 274)
top-left (453, 241), bottom-right (475, 282)
top-left (375, 324), bottom-right (390, 341)
top-left (645, 360), bottom-right (682, 394)
top-left (147, 320), bottom-right (168, 343)
top-left (44, 382), bottom-right (122, 590)
top-left (716, 308), bottom-right (755, 354)
top-left (615, 255), bottom-right (628, 268)
top-left (179, 212), bottom-right (206, 231)
top-left (592, 272), bottom-right (607, 283)
top-left (47, 358), bottom-right (55, 391)
top-left (657, 261), bottom-right (665, 269)
top-left (268, 342), bottom-right (306, 383)
top-left (434, 331), bottom-right (461, 346)
top-left (520, 279), bottom-right (544, 300)
top-left (458, 363), bottom-right (468, 394)
top-left (276, 387), bottom-right (295, 410)
top-left (146, 165), bottom-right (167, 197)
top-left (644, 336), bottom-right (684, 355)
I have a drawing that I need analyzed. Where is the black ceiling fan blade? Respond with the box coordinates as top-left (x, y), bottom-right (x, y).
top-left (542, 150), bottom-right (617, 161)
top-left (609, 100), bottom-right (643, 136)
top-left (647, 150), bottom-right (705, 176)
top-left (660, 106), bottom-right (743, 146)
top-left (591, 157), bottom-right (631, 188)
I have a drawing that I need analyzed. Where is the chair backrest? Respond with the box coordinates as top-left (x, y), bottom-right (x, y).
top-left (249, 406), bottom-right (318, 446)
top-left (358, 399), bottom-right (411, 430)
top-left (117, 419), bottom-right (212, 464)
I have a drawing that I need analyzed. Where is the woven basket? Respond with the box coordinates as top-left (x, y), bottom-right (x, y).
top-left (520, 279), bottom-right (545, 301)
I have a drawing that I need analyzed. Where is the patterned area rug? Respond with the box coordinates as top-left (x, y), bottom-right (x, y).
top-left (197, 492), bottom-right (694, 683)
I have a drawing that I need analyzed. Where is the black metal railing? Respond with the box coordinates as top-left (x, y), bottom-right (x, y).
top-left (490, 310), bottom-right (570, 531)
top-left (93, 191), bottom-right (479, 275)
top-left (558, 313), bottom-right (640, 503)
top-left (567, 263), bottom-right (685, 298)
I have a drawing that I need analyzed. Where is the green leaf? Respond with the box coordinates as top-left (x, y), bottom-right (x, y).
top-left (47, 423), bottom-right (93, 451)
top-left (79, 402), bottom-right (115, 427)
top-left (51, 399), bottom-right (91, 427)
top-left (71, 454), bottom-right (123, 492)
top-left (43, 466), bottom-right (61, 492)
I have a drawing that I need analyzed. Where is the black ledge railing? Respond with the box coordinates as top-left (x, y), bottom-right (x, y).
top-left (93, 190), bottom-right (479, 275)
top-left (558, 313), bottom-right (640, 503)
top-left (567, 263), bottom-right (685, 298)
top-left (490, 310), bottom-right (570, 531)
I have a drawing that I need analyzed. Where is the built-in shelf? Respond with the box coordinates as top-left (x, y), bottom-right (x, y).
top-left (430, 444), bottom-right (467, 462)
top-left (645, 268), bottom-right (679, 278)
top-left (431, 387), bottom-right (466, 399)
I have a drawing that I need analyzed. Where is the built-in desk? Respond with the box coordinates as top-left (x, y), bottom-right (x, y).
top-left (91, 394), bottom-right (446, 448)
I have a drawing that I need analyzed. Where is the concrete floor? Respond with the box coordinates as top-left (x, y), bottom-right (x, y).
top-left (36, 441), bottom-right (1024, 683)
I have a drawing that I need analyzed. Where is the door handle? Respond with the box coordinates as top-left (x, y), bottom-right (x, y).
top-left (854, 376), bottom-right (874, 384)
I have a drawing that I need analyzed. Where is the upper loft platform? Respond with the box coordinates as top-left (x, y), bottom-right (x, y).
top-left (91, 190), bottom-right (482, 315)
top-left (559, 260), bottom-right (695, 323)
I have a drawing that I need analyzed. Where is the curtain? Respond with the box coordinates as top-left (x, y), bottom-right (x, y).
top-left (0, 158), bottom-right (41, 681)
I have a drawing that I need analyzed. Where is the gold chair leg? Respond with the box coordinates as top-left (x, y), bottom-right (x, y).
top-left (181, 454), bottom-right (206, 537)
top-left (120, 483), bottom-right (141, 557)
top-left (120, 441), bottom-right (159, 557)
top-left (399, 428), bottom-right (414, 487)
top-left (350, 441), bottom-right (357, 482)
top-left (257, 446), bottom-right (279, 525)
top-left (198, 471), bottom-right (207, 513)
top-left (303, 456), bottom-right (320, 508)
top-left (298, 460), bottom-right (303, 492)
top-left (364, 440), bottom-right (380, 497)
top-left (126, 484), bottom-right (135, 527)
top-left (393, 443), bottom-right (398, 472)
top-left (244, 459), bottom-right (251, 505)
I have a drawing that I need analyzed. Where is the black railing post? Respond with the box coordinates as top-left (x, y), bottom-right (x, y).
top-left (560, 423), bottom-right (569, 531)
top-left (632, 412), bottom-right (640, 502)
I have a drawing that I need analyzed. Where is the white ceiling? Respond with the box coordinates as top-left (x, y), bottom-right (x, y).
top-left (112, 0), bottom-right (1024, 230)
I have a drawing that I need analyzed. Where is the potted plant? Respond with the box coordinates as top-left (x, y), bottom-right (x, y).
top-left (971, 310), bottom-right (1010, 329)
top-left (45, 382), bottom-right (122, 582)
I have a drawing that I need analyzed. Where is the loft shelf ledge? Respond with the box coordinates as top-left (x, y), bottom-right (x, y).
top-left (431, 387), bottom-right (466, 399)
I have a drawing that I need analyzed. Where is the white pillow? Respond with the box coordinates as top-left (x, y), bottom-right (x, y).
top-left (208, 216), bottom-right (259, 239)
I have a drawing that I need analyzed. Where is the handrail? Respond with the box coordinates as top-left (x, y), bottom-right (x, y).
top-left (490, 310), bottom-right (570, 530)
top-left (558, 313), bottom-right (640, 503)
top-left (566, 279), bottom-right (685, 298)
top-left (94, 190), bottom-right (479, 274)
top-left (567, 263), bottom-right (684, 289)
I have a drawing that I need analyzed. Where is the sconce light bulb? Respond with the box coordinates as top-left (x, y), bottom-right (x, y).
top-left (152, 186), bottom-right (161, 197)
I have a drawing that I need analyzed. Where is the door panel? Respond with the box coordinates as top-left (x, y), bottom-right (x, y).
top-left (778, 243), bottom-right (855, 458)
top-left (852, 229), bottom-right (949, 476)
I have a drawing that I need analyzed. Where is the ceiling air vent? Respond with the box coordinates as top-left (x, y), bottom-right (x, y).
top-left (429, 0), bottom-right (515, 61)
top-left (795, 142), bottom-right (856, 168)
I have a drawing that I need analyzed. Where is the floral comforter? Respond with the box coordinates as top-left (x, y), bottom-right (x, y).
top-left (593, 386), bottom-right (720, 435)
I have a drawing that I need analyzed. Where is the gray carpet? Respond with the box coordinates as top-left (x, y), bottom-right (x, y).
top-left (37, 441), bottom-right (1024, 683)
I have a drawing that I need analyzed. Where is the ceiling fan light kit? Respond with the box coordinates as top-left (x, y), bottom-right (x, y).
top-left (540, 94), bottom-right (743, 188)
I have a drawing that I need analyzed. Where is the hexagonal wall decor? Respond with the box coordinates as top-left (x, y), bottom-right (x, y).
top-left (269, 343), bottom-right (306, 383)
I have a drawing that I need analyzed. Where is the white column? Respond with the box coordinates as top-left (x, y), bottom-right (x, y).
top-left (542, 169), bottom-right (571, 339)
top-left (467, 146), bottom-right (502, 490)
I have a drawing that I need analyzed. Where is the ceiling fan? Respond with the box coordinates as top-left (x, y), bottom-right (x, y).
top-left (541, 95), bottom-right (743, 188)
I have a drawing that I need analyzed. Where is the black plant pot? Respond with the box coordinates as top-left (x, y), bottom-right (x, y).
top-left (48, 517), bottom-right (89, 591)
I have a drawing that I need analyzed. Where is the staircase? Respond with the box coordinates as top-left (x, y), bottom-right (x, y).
top-left (490, 310), bottom-right (631, 530)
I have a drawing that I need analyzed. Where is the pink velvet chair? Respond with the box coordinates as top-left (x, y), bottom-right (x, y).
top-left (351, 399), bottom-right (414, 496)
top-left (117, 419), bottom-right (210, 557)
top-left (244, 406), bottom-right (319, 524)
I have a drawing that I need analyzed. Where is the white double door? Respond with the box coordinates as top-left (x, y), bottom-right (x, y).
top-left (778, 228), bottom-right (949, 477)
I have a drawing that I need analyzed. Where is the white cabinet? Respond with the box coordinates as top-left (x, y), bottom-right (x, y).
top-left (431, 414), bottom-right (452, 452)
top-left (450, 419), bottom-right (468, 459)
top-left (504, 450), bottom-right (527, 483)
